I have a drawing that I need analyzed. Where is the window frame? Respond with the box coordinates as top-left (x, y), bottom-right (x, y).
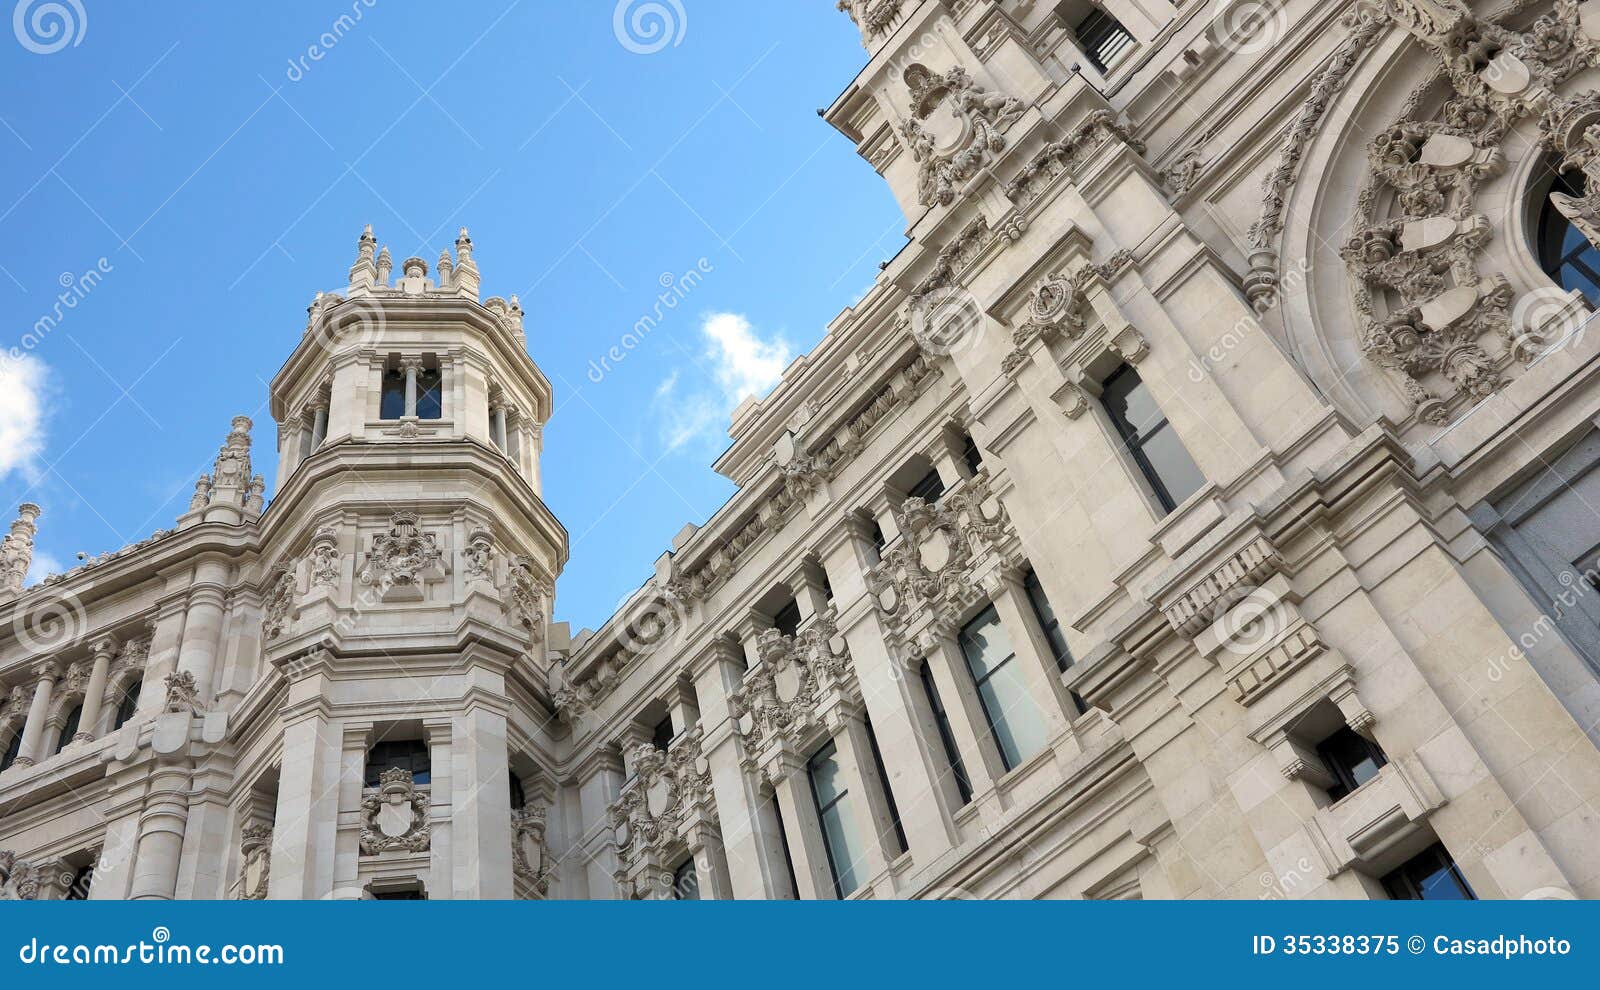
top-left (364, 738), bottom-right (432, 787)
top-left (958, 604), bottom-right (1047, 772)
top-left (919, 661), bottom-right (973, 805)
top-left (1381, 843), bottom-right (1476, 901)
top-left (807, 740), bottom-right (862, 899)
top-left (1100, 365), bottom-right (1205, 515)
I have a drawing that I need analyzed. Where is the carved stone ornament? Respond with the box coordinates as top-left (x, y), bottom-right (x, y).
top-left (0, 503), bottom-right (39, 595)
top-left (1004, 109), bottom-right (1146, 205)
top-left (359, 511), bottom-right (444, 602)
top-left (865, 469), bottom-right (1023, 651)
top-left (512, 805), bottom-right (553, 894)
top-left (727, 609), bottom-right (856, 771)
top-left (1340, 0), bottom-right (1600, 423)
top-left (1001, 268), bottom-right (1093, 377)
top-left (836, 0), bottom-right (903, 40)
top-left (307, 527), bottom-right (340, 588)
top-left (163, 670), bottom-right (199, 714)
top-left (210, 416), bottom-right (254, 495)
top-left (505, 555), bottom-right (548, 646)
top-left (463, 527), bottom-right (496, 582)
top-left (237, 823), bottom-right (272, 899)
top-left (261, 561), bottom-right (297, 641)
top-left (608, 727), bottom-right (716, 878)
top-left (360, 766), bottom-right (431, 855)
top-left (0, 851), bottom-right (65, 900)
top-left (900, 64), bottom-right (1024, 207)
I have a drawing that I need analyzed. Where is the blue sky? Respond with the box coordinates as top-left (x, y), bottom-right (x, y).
top-left (0, 1), bottom-right (906, 631)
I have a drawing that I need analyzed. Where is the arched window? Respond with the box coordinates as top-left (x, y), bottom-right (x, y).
top-left (1537, 169), bottom-right (1600, 305)
top-left (113, 682), bottom-right (141, 730)
top-left (54, 704), bottom-right (82, 755)
top-left (0, 729), bottom-right (21, 771)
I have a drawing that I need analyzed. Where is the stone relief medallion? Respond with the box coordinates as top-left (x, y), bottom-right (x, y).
top-left (359, 767), bottom-right (430, 855)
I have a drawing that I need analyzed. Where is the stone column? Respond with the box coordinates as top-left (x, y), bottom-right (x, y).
top-left (403, 359), bottom-right (421, 418)
top-left (686, 821), bottom-right (734, 899)
top-left (832, 713), bottom-right (896, 882)
top-left (450, 700), bottom-right (514, 899)
top-left (576, 749), bottom-right (625, 898)
top-left (13, 661), bottom-right (59, 768)
top-left (770, 757), bottom-right (837, 899)
top-left (528, 422), bottom-right (544, 496)
top-left (129, 757), bottom-right (192, 900)
top-left (492, 405), bottom-right (509, 451)
top-left (310, 401), bottom-right (329, 449)
top-left (691, 641), bottom-right (789, 898)
top-left (175, 564), bottom-right (229, 707)
top-left (74, 637), bottom-right (117, 744)
top-left (137, 604), bottom-right (185, 717)
top-left (268, 660), bottom-right (343, 899)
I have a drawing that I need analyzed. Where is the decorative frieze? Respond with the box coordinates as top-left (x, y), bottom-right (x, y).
top-left (1160, 535), bottom-right (1285, 638)
top-left (1004, 109), bottom-right (1145, 205)
top-left (609, 726), bottom-right (716, 887)
top-left (900, 65), bottom-right (1024, 207)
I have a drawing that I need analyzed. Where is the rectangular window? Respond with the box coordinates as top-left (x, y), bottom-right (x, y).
top-left (1382, 843), bottom-right (1475, 900)
top-left (1100, 366), bottom-right (1205, 514)
top-left (1024, 569), bottom-right (1088, 715)
top-left (672, 858), bottom-right (700, 900)
top-left (773, 599), bottom-right (803, 639)
top-left (864, 718), bottom-right (908, 855)
top-left (906, 467), bottom-right (946, 504)
top-left (808, 740), bottom-right (865, 898)
top-left (365, 739), bottom-right (431, 787)
top-left (1072, 5), bottom-right (1135, 73)
top-left (920, 662), bottom-right (973, 805)
top-left (416, 367), bottom-right (443, 419)
top-left (1316, 727), bottom-right (1388, 802)
top-left (959, 606), bottom-right (1048, 771)
top-left (961, 434), bottom-right (984, 476)
top-left (651, 714), bottom-right (674, 753)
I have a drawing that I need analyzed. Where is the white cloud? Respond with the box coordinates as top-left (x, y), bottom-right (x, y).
top-left (0, 355), bottom-right (49, 481)
top-left (26, 552), bottom-right (62, 585)
top-left (650, 313), bottom-right (790, 453)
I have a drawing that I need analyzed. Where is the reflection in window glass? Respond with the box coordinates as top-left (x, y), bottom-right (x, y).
top-left (1101, 366), bottom-right (1205, 514)
top-left (959, 606), bottom-right (1047, 771)
top-left (808, 740), bottom-right (864, 898)
top-left (1538, 170), bottom-right (1600, 306)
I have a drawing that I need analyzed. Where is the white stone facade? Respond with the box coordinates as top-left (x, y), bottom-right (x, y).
top-left (3, 0), bottom-right (1600, 900)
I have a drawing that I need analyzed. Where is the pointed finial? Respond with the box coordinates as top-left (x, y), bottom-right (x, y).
top-left (0, 503), bottom-right (40, 594)
top-left (437, 248), bottom-right (454, 290)
top-left (349, 224), bottom-right (379, 291)
top-left (453, 226), bottom-right (480, 301)
top-left (376, 245), bottom-right (393, 286)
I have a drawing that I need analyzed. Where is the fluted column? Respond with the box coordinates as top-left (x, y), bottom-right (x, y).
top-left (74, 637), bottom-right (117, 744)
top-left (13, 661), bottom-right (59, 767)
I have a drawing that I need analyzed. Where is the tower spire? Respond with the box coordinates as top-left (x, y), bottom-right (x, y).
top-left (0, 503), bottom-right (40, 595)
top-left (453, 227), bottom-right (480, 300)
top-left (348, 224), bottom-right (378, 293)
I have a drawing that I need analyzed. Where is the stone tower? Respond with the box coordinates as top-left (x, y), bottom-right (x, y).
top-left (255, 226), bottom-right (567, 898)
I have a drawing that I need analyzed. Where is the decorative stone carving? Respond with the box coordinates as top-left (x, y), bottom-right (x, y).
top-left (900, 64), bottom-right (1024, 207)
top-left (237, 823), bottom-right (271, 899)
top-left (836, 0), bottom-right (903, 39)
top-left (307, 527), bottom-right (340, 588)
top-left (0, 503), bottom-right (39, 595)
top-left (511, 805), bottom-right (553, 894)
top-left (359, 511), bottom-right (444, 602)
top-left (505, 555), bottom-right (548, 645)
top-left (865, 470), bottom-right (1021, 649)
top-left (211, 416), bottom-right (254, 493)
top-left (0, 851), bottom-right (57, 900)
top-left (359, 767), bottom-right (430, 855)
top-left (463, 528), bottom-right (496, 582)
top-left (1004, 109), bottom-right (1145, 204)
top-left (163, 670), bottom-right (199, 714)
top-left (261, 562), bottom-right (296, 641)
top-left (727, 610), bottom-right (856, 769)
top-left (188, 475), bottom-right (212, 511)
top-left (609, 727), bottom-right (716, 881)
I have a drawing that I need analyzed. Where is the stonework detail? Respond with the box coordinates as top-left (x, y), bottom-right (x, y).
top-left (0, 504), bottom-right (39, 596)
top-left (901, 65), bottom-right (1024, 207)
top-left (728, 611), bottom-right (856, 773)
top-left (610, 727), bottom-right (716, 881)
top-left (360, 767), bottom-right (431, 855)
top-left (237, 823), bottom-right (271, 900)
top-left (359, 512), bottom-right (444, 602)
top-left (511, 805), bottom-right (552, 894)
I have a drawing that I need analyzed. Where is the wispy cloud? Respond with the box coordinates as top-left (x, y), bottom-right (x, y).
top-left (26, 552), bottom-right (62, 584)
top-left (0, 355), bottom-right (50, 482)
top-left (651, 313), bottom-right (790, 453)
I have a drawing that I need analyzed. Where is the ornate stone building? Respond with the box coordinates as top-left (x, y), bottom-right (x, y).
top-left (3, 0), bottom-right (1600, 900)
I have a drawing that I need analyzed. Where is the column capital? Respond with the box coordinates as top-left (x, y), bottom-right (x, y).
top-left (90, 636), bottom-right (120, 662)
top-left (30, 659), bottom-right (61, 683)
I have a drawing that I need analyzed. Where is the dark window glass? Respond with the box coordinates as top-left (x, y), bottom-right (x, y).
top-left (767, 791), bottom-right (800, 899)
top-left (54, 705), bottom-right (82, 755)
top-left (416, 368), bottom-right (443, 420)
top-left (64, 865), bottom-right (93, 900)
top-left (870, 522), bottom-right (887, 555)
top-left (1538, 169), bottom-right (1600, 306)
top-left (371, 888), bottom-right (426, 900)
top-left (113, 682), bottom-right (141, 729)
top-left (864, 718), bottom-right (908, 855)
top-left (821, 570), bottom-right (834, 602)
top-left (509, 773), bottom-right (526, 811)
top-left (1317, 727), bottom-right (1388, 802)
top-left (1101, 366), bottom-right (1205, 514)
top-left (906, 468), bottom-right (945, 504)
top-left (920, 662), bottom-right (973, 805)
top-left (1024, 569), bottom-right (1087, 714)
top-left (365, 739), bottom-right (431, 787)
top-left (0, 729), bottom-right (21, 771)
top-left (1073, 6), bottom-right (1135, 73)
top-left (808, 740), bottom-right (863, 898)
top-left (1382, 843), bottom-right (1475, 901)
top-left (379, 369), bottom-right (406, 419)
top-left (959, 606), bottom-right (1047, 771)
top-left (961, 435), bottom-right (984, 476)
top-left (773, 600), bottom-right (802, 639)
top-left (672, 858), bottom-right (700, 900)
top-left (652, 715), bottom-right (674, 753)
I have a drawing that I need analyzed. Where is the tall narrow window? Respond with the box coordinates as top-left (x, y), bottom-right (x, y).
top-left (808, 740), bottom-right (865, 898)
top-left (772, 599), bottom-right (803, 639)
top-left (509, 773), bottom-right (526, 811)
top-left (1101, 366), bottom-right (1205, 514)
top-left (1382, 843), bottom-right (1475, 900)
top-left (1067, 4), bottom-right (1135, 73)
top-left (864, 718), bottom-right (908, 855)
top-left (766, 790), bottom-right (801, 899)
top-left (365, 739), bottom-right (431, 787)
top-left (1024, 569), bottom-right (1087, 715)
top-left (672, 858), bottom-right (700, 900)
top-left (651, 714), bottom-right (674, 752)
top-left (870, 521), bottom-right (887, 556)
top-left (64, 865), bottom-right (93, 900)
top-left (113, 682), bottom-right (140, 730)
top-left (379, 368), bottom-right (407, 419)
top-left (961, 434), bottom-right (984, 476)
top-left (919, 662), bottom-right (973, 805)
top-left (54, 704), bottom-right (82, 755)
top-left (0, 729), bottom-right (20, 771)
top-left (416, 367), bottom-right (443, 420)
top-left (959, 606), bottom-right (1048, 771)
